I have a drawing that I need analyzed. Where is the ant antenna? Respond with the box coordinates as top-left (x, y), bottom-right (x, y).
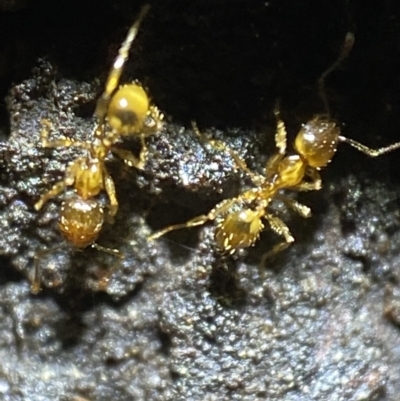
top-left (339, 135), bottom-right (400, 157)
top-left (318, 32), bottom-right (355, 116)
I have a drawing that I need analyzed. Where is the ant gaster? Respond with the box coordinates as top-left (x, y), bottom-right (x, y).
top-left (33, 5), bottom-right (163, 293)
top-left (149, 33), bottom-right (400, 261)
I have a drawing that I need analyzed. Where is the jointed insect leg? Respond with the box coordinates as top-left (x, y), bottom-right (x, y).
top-left (104, 168), bottom-right (118, 216)
top-left (34, 156), bottom-right (87, 210)
top-left (94, 244), bottom-right (124, 291)
top-left (112, 135), bottom-right (148, 170)
top-left (32, 245), bottom-right (64, 294)
top-left (263, 104), bottom-right (289, 178)
top-left (192, 121), bottom-right (265, 186)
top-left (292, 168), bottom-right (322, 191)
top-left (275, 194), bottom-right (312, 218)
top-left (34, 181), bottom-right (67, 211)
top-left (137, 135), bottom-right (149, 169)
top-left (148, 197), bottom-right (238, 241)
top-left (264, 213), bottom-right (294, 244)
top-left (273, 101), bottom-right (288, 155)
top-left (40, 119), bottom-right (90, 150)
top-left (259, 213), bottom-right (295, 268)
top-left (92, 243), bottom-right (122, 257)
top-left (148, 214), bottom-right (212, 241)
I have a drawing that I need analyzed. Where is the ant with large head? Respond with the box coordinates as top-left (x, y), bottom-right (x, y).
top-left (149, 32), bottom-right (400, 262)
top-left (33, 5), bottom-right (163, 293)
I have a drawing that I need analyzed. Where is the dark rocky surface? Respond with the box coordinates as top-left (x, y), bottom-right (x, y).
top-left (0, 0), bottom-right (400, 400)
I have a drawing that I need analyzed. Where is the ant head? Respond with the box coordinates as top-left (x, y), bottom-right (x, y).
top-left (107, 83), bottom-right (150, 136)
top-left (294, 117), bottom-right (340, 168)
top-left (59, 198), bottom-right (104, 248)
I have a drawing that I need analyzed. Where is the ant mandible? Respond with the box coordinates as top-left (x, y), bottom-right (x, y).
top-left (149, 33), bottom-right (400, 261)
top-left (33, 5), bottom-right (162, 293)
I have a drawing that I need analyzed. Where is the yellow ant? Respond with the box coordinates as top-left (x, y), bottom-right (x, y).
top-left (33, 4), bottom-right (163, 293)
top-left (149, 32), bottom-right (400, 261)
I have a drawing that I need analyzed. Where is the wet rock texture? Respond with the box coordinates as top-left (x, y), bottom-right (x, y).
top-left (1, 0), bottom-right (400, 400)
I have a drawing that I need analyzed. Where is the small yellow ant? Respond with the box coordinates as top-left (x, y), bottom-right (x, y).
top-left (33, 5), bottom-right (163, 293)
top-left (149, 33), bottom-right (400, 261)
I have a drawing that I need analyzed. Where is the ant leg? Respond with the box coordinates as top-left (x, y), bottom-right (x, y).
top-left (292, 168), bottom-right (322, 191)
top-left (137, 134), bottom-right (149, 169)
top-left (273, 101), bottom-right (287, 155)
top-left (263, 102), bottom-right (288, 179)
top-left (148, 197), bottom-right (237, 241)
top-left (92, 244), bottom-right (124, 291)
top-left (92, 243), bottom-right (122, 257)
top-left (34, 180), bottom-right (66, 211)
top-left (148, 214), bottom-right (212, 241)
top-left (112, 139), bottom-right (148, 170)
top-left (142, 105), bottom-right (164, 136)
top-left (339, 136), bottom-right (400, 157)
top-left (263, 213), bottom-right (295, 244)
top-left (305, 168), bottom-right (322, 190)
top-left (111, 133), bottom-right (148, 170)
top-left (318, 32), bottom-right (355, 115)
top-left (192, 121), bottom-right (245, 162)
top-left (260, 242), bottom-right (292, 267)
top-left (103, 167), bottom-right (119, 217)
top-left (32, 245), bottom-right (65, 294)
top-left (40, 119), bottom-right (90, 150)
top-left (112, 148), bottom-right (141, 167)
top-left (192, 121), bottom-right (265, 186)
top-left (32, 250), bottom-right (45, 294)
top-left (275, 194), bottom-right (312, 218)
top-left (95, 5), bottom-right (151, 122)
top-left (34, 158), bottom-right (83, 210)
top-left (259, 213), bottom-right (294, 267)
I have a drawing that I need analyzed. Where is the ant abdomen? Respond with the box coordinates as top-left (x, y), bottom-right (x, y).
top-left (295, 117), bottom-right (340, 168)
top-left (107, 83), bottom-right (150, 135)
top-left (59, 198), bottom-right (104, 248)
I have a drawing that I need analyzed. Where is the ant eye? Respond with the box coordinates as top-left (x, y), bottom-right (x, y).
top-left (107, 83), bottom-right (150, 135)
top-left (294, 118), bottom-right (340, 168)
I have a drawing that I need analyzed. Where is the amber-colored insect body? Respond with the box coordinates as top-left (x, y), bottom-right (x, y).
top-left (33, 5), bottom-right (162, 293)
top-left (149, 33), bottom-right (400, 260)
top-left (32, 119), bottom-right (123, 293)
